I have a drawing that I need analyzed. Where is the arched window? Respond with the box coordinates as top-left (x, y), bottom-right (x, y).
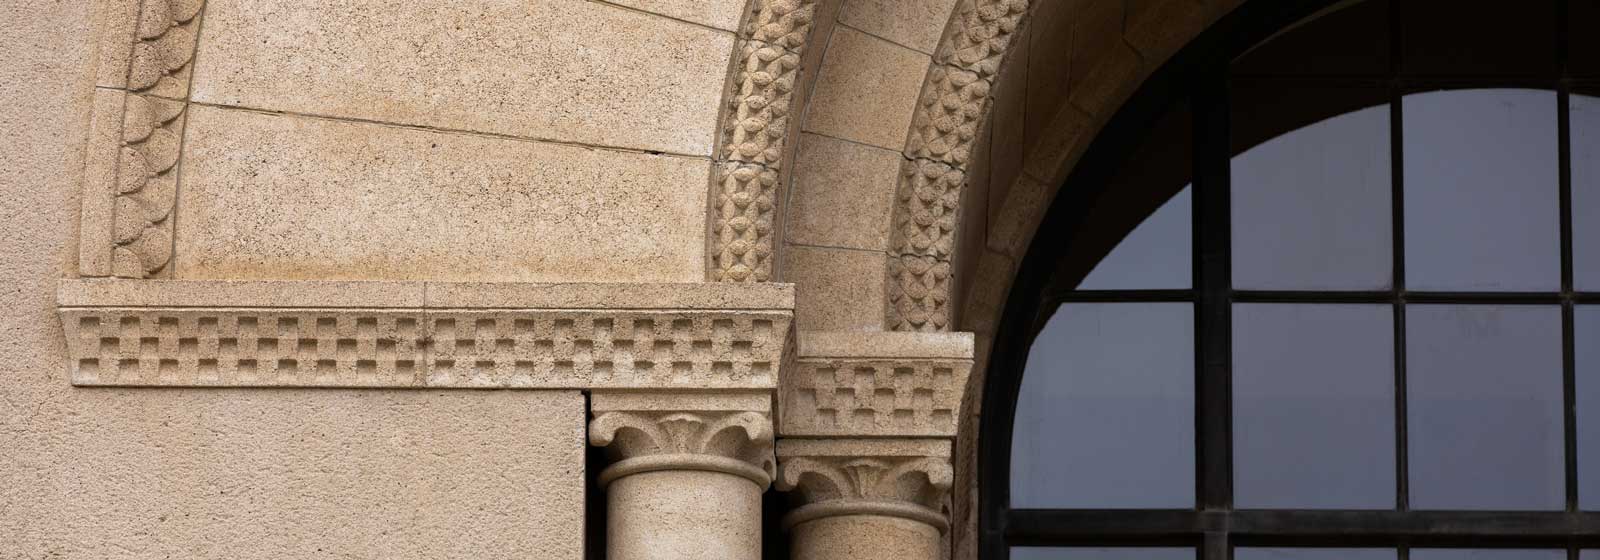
top-left (982, 0), bottom-right (1600, 558)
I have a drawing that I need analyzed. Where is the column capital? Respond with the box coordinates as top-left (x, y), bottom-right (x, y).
top-left (589, 391), bottom-right (776, 489)
top-left (775, 438), bottom-right (953, 533)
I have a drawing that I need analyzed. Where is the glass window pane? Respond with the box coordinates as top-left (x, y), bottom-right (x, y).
top-left (1577, 306), bottom-right (1600, 510)
top-left (1012, 548), bottom-right (1194, 560)
top-left (1412, 551), bottom-right (1565, 560)
top-left (1078, 188), bottom-right (1191, 290)
top-left (1233, 304), bottom-right (1395, 509)
top-left (1584, 552), bottom-right (1600, 560)
top-left (1011, 303), bottom-right (1194, 508)
top-left (1233, 104), bottom-right (1392, 290)
top-left (1403, 89), bottom-right (1560, 291)
top-left (1407, 305), bottom-right (1565, 510)
top-left (1237, 549), bottom-right (1396, 560)
top-left (1574, 94), bottom-right (1600, 290)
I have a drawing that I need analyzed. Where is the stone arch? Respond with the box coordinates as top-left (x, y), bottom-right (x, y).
top-left (741, 0), bottom-right (1252, 556)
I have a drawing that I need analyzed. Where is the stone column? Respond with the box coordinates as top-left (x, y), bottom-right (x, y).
top-left (777, 439), bottom-right (953, 560)
top-left (588, 391), bottom-right (775, 560)
top-left (776, 331), bottom-right (975, 560)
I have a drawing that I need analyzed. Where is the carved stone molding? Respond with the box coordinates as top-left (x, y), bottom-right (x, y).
top-left (780, 331), bottom-right (973, 438)
top-left (776, 438), bottom-right (954, 532)
top-left (711, 0), bottom-right (819, 283)
top-left (887, 0), bottom-right (1030, 331)
top-left (81, 0), bottom-right (206, 279)
top-left (58, 280), bottom-right (793, 389)
top-left (590, 392), bottom-right (777, 488)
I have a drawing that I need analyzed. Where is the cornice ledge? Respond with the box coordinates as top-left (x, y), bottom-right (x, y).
top-left (590, 391), bottom-right (777, 488)
top-left (775, 438), bottom-right (954, 532)
top-left (779, 331), bottom-right (973, 438)
top-left (58, 279), bottom-right (794, 389)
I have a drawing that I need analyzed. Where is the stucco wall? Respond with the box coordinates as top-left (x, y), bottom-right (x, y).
top-left (0, 3), bottom-right (587, 558)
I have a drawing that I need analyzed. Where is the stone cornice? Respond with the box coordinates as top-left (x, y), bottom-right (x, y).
top-left (58, 280), bottom-right (793, 389)
top-left (590, 392), bottom-right (777, 488)
top-left (776, 438), bottom-right (953, 532)
top-left (779, 331), bottom-right (973, 438)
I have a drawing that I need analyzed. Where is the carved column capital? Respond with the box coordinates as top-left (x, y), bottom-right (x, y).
top-left (589, 391), bottom-right (777, 489)
top-left (776, 438), bottom-right (953, 533)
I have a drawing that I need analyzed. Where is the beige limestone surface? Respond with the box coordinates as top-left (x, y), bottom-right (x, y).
top-left (2, 4), bottom-right (588, 557)
top-left (190, 0), bottom-right (734, 155)
top-left (802, 26), bottom-right (930, 150)
top-left (790, 514), bottom-right (942, 560)
top-left (786, 132), bottom-right (901, 251)
top-left (175, 105), bottom-right (710, 282)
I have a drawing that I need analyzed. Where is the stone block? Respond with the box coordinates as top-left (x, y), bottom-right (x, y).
top-left (781, 331), bottom-right (973, 437)
top-left (783, 246), bottom-right (888, 331)
top-left (606, 0), bottom-right (747, 31)
top-left (786, 133), bottom-right (901, 251)
top-left (837, 0), bottom-right (961, 54)
top-left (175, 106), bottom-right (709, 283)
top-left (189, 0), bottom-right (733, 155)
top-left (987, 174), bottom-right (1052, 257)
top-left (801, 26), bottom-right (929, 150)
top-left (1067, 0), bottom-right (1146, 117)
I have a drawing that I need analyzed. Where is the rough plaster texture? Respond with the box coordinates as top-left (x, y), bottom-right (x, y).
top-left (190, 0), bottom-right (734, 155)
top-left (2, 4), bottom-right (588, 557)
top-left (175, 106), bottom-right (710, 282)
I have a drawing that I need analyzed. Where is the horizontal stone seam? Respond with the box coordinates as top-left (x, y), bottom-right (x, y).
top-left (187, 101), bottom-right (713, 161)
top-left (784, 241), bottom-right (886, 256)
top-left (832, 20), bottom-right (934, 56)
top-left (59, 304), bottom-right (798, 312)
top-left (798, 128), bottom-right (905, 157)
top-left (581, 0), bottom-right (741, 36)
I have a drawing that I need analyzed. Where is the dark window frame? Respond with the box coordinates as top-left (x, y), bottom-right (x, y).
top-left (979, 0), bottom-right (1600, 558)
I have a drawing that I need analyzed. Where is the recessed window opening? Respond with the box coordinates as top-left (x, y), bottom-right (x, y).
top-left (984, 0), bottom-right (1600, 558)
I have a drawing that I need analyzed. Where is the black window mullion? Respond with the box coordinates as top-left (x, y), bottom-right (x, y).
top-left (1389, 4), bottom-right (1411, 514)
top-left (1194, 68), bottom-right (1234, 513)
top-left (1560, 83), bottom-right (1580, 516)
top-left (1391, 86), bottom-right (1411, 514)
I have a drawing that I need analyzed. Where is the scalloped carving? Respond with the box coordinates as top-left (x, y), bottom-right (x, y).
top-left (776, 452), bottom-right (952, 510)
top-left (711, 0), bottom-right (818, 283)
top-left (886, 0), bottom-right (1031, 331)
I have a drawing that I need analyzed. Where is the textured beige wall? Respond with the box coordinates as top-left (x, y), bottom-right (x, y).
top-left (160, 0), bottom-right (737, 282)
top-left (0, 3), bottom-right (588, 558)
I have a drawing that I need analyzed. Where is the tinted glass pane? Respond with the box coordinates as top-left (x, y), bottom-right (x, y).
top-left (1078, 188), bottom-right (1191, 290)
top-left (1011, 303), bottom-right (1194, 508)
top-left (1411, 551), bottom-right (1565, 560)
top-left (1403, 89), bottom-right (1560, 291)
top-left (1237, 549), bottom-right (1395, 560)
top-left (1574, 94), bottom-right (1600, 290)
top-left (1407, 305), bottom-right (1565, 510)
top-left (1233, 304), bottom-right (1395, 509)
top-left (1012, 548), bottom-right (1194, 560)
top-left (1584, 552), bottom-right (1600, 560)
top-left (1577, 307), bottom-right (1600, 510)
top-left (1233, 104), bottom-right (1392, 290)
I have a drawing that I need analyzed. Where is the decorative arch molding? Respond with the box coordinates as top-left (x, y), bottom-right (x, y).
top-left (709, 0), bottom-right (821, 283)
